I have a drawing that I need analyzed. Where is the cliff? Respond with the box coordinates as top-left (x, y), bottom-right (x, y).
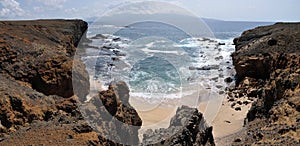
top-left (231, 23), bottom-right (300, 145)
top-left (0, 20), bottom-right (89, 98)
top-left (0, 20), bottom-right (143, 145)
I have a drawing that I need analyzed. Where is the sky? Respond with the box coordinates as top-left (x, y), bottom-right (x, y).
top-left (0, 0), bottom-right (299, 22)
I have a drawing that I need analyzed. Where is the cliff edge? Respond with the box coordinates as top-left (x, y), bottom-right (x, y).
top-left (0, 20), bottom-right (144, 145)
top-left (231, 23), bottom-right (300, 145)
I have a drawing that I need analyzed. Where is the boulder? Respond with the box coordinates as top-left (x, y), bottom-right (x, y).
top-left (142, 106), bottom-right (215, 146)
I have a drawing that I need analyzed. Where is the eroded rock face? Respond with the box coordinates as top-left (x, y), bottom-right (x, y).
top-left (0, 20), bottom-right (143, 145)
top-left (142, 106), bottom-right (215, 146)
top-left (231, 23), bottom-right (300, 145)
top-left (0, 20), bottom-right (89, 98)
top-left (0, 73), bottom-right (98, 145)
top-left (81, 81), bottom-right (142, 145)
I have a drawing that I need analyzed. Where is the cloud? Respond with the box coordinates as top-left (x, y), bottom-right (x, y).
top-left (104, 1), bottom-right (193, 17)
top-left (65, 8), bottom-right (77, 13)
top-left (36, 0), bottom-right (67, 8)
top-left (0, 0), bottom-right (26, 17)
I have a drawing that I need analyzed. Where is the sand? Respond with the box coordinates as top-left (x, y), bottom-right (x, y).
top-left (90, 78), bottom-right (251, 145)
top-left (129, 94), bottom-right (252, 145)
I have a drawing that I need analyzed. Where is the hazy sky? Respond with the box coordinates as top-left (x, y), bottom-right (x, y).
top-left (0, 0), bottom-right (299, 22)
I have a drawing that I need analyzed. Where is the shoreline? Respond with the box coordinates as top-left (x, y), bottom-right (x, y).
top-left (129, 92), bottom-right (252, 144)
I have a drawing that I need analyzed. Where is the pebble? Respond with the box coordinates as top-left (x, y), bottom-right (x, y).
top-left (237, 101), bottom-right (242, 105)
top-left (235, 107), bottom-right (242, 111)
top-left (234, 138), bottom-right (242, 142)
top-left (225, 120), bottom-right (231, 123)
top-left (231, 103), bottom-right (236, 108)
top-left (219, 91), bottom-right (225, 95)
top-left (243, 101), bottom-right (249, 105)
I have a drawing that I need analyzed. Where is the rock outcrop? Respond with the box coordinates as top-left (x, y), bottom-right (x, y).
top-left (231, 23), bottom-right (300, 145)
top-left (81, 81), bottom-right (142, 145)
top-left (142, 106), bottom-right (215, 146)
top-left (0, 20), bottom-right (89, 99)
top-left (0, 20), bottom-right (143, 145)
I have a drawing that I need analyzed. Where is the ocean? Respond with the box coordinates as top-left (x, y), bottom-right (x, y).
top-left (80, 19), bottom-right (273, 101)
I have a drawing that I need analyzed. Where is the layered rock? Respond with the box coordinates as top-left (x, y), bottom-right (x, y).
top-left (0, 20), bottom-right (143, 145)
top-left (142, 106), bottom-right (215, 146)
top-left (0, 20), bottom-right (89, 99)
top-left (81, 81), bottom-right (142, 145)
top-left (231, 23), bottom-right (300, 145)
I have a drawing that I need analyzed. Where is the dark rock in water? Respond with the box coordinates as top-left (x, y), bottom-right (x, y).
top-left (102, 45), bottom-right (115, 50)
top-left (199, 65), bottom-right (219, 70)
top-left (216, 85), bottom-right (223, 89)
top-left (98, 48), bottom-right (115, 56)
top-left (112, 37), bottom-right (121, 42)
top-left (219, 74), bottom-right (224, 78)
top-left (91, 34), bottom-right (107, 39)
top-left (215, 56), bottom-right (224, 61)
top-left (218, 42), bottom-right (225, 45)
top-left (189, 65), bottom-right (219, 71)
top-left (189, 66), bottom-right (197, 70)
top-left (142, 106), bottom-right (215, 146)
top-left (231, 23), bottom-right (300, 145)
top-left (115, 52), bottom-right (126, 57)
top-left (224, 77), bottom-right (233, 83)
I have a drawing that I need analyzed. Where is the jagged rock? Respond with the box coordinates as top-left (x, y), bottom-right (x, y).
top-left (142, 106), bottom-right (215, 146)
top-left (0, 20), bottom-right (89, 99)
top-left (81, 81), bottom-right (142, 145)
top-left (231, 23), bottom-right (300, 145)
top-left (0, 20), bottom-right (142, 146)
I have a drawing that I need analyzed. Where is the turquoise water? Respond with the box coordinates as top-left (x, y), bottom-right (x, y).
top-left (83, 21), bottom-right (239, 98)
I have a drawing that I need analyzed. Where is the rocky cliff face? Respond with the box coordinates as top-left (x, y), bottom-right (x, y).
top-left (231, 23), bottom-right (300, 145)
top-left (0, 20), bottom-right (89, 99)
top-left (0, 20), bottom-right (143, 145)
top-left (81, 81), bottom-right (142, 145)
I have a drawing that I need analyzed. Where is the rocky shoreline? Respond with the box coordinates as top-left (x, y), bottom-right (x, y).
top-left (230, 22), bottom-right (300, 145)
top-left (0, 20), bottom-right (299, 145)
top-left (0, 20), bottom-right (215, 145)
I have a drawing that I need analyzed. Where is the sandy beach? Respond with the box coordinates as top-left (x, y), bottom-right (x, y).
top-left (130, 93), bottom-right (252, 145)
